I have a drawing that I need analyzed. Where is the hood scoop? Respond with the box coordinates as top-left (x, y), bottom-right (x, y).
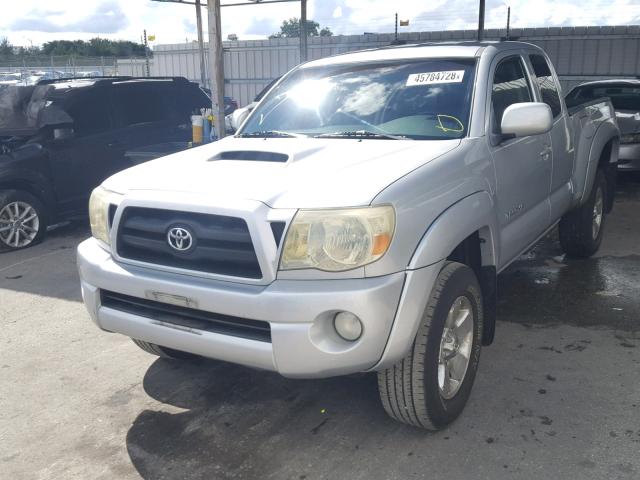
top-left (210, 150), bottom-right (289, 163)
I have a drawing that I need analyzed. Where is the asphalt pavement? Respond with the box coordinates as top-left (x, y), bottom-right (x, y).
top-left (1, 175), bottom-right (639, 480)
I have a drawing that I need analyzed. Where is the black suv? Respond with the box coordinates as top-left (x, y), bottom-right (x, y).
top-left (0, 76), bottom-right (211, 251)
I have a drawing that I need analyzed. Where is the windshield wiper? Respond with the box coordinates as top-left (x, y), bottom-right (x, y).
top-left (237, 130), bottom-right (306, 138)
top-left (314, 130), bottom-right (410, 140)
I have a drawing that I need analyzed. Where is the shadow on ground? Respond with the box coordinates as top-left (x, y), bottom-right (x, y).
top-left (124, 174), bottom-right (640, 480)
top-left (0, 221), bottom-right (89, 302)
top-left (126, 359), bottom-right (411, 479)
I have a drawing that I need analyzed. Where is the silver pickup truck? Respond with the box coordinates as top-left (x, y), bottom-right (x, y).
top-left (78, 41), bottom-right (619, 430)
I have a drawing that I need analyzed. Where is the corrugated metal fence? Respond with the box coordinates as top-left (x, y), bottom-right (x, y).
top-left (146, 25), bottom-right (640, 106)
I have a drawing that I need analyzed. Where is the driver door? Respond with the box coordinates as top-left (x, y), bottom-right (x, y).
top-left (488, 54), bottom-right (552, 268)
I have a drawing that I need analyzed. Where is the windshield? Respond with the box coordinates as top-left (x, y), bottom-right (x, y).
top-left (239, 58), bottom-right (477, 140)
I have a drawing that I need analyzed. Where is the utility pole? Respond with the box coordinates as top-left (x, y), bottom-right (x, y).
top-left (478, 0), bottom-right (485, 41)
top-left (395, 13), bottom-right (399, 42)
top-left (506, 6), bottom-right (511, 40)
top-left (195, 0), bottom-right (207, 88)
top-left (143, 29), bottom-right (150, 76)
top-left (300, 0), bottom-right (308, 62)
top-left (207, 0), bottom-right (226, 139)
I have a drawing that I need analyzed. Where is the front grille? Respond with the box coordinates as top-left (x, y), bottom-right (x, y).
top-left (116, 207), bottom-right (262, 279)
top-left (101, 290), bottom-right (271, 342)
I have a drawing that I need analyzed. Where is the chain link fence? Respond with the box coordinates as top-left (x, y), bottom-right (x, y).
top-left (0, 55), bottom-right (149, 83)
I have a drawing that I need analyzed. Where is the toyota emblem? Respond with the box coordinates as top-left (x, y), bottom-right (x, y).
top-left (167, 226), bottom-right (194, 252)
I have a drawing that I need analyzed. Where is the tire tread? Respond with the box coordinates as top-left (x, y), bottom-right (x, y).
top-left (378, 261), bottom-right (463, 430)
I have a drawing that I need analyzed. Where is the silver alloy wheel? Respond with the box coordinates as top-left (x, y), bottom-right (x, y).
top-left (438, 295), bottom-right (474, 400)
top-left (0, 201), bottom-right (40, 248)
top-left (592, 187), bottom-right (604, 240)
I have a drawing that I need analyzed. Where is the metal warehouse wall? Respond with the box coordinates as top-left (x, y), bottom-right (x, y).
top-left (146, 25), bottom-right (640, 106)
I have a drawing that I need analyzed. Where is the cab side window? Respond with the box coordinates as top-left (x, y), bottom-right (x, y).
top-left (492, 56), bottom-right (532, 133)
top-left (529, 54), bottom-right (562, 118)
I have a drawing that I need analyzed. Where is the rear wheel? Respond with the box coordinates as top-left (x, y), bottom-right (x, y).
top-left (559, 169), bottom-right (607, 258)
top-left (378, 262), bottom-right (483, 430)
top-left (131, 339), bottom-right (200, 361)
top-left (0, 190), bottom-right (48, 252)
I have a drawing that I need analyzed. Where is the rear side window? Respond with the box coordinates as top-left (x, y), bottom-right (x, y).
top-left (111, 83), bottom-right (173, 126)
top-left (110, 82), bottom-right (208, 127)
top-left (63, 88), bottom-right (112, 136)
top-left (529, 54), bottom-right (562, 118)
top-left (492, 56), bottom-right (532, 131)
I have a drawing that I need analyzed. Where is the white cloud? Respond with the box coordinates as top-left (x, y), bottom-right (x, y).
top-left (0, 0), bottom-right (639, 47)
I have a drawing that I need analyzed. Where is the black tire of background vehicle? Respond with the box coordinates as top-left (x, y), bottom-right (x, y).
top-left (559, 169), bottom-right (607, 258)
top-left (0, 189), bottom-right (48, 252)
top-left (131, 338), bottom-right (201, 361)
top-left (377, 261), bottom-right (483, 430)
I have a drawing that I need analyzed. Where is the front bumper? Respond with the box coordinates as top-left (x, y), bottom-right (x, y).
top-left (78, 238), bottom-right (440, 378)
top-left (619, 143), bottom-right (640, 171)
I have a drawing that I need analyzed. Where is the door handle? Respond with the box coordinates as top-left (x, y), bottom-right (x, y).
top-left (539, 145), bottom-right (552, 160)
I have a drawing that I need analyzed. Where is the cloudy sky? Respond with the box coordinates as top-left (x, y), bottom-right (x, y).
top-left (1, 0), bottom-right (640, 47)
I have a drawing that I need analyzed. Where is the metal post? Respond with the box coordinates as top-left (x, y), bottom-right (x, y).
top-left (478, 0), bottom-right (485, 41)
top-left (195, 0), bottom-right (207, 88)
top-left (506, 6), bottom-right (511, 40)
top-left (395, 12), bottom-right (398, 42)
top-left (300, 0), bottom-right (308, 62)
top-left (143, 29), bottom-right (150, 77)
top-left (207, 0), bottom-right (226, 139)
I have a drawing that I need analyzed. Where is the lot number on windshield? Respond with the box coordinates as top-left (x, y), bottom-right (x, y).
top-left (406, 70), bottom-right (465, 86)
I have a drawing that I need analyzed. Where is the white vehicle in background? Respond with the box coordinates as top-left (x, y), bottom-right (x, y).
top-left (226, 77), bottom-right (280, 133)
top-left (76, 71), bottom-right (102, 78)
top-left (0, 73), bottom-right (22, 86)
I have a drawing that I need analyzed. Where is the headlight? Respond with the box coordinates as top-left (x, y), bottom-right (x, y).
top-left (89, 186), bottom-right (119, 246)
top-left (280, 206), bottom-right (395, 272)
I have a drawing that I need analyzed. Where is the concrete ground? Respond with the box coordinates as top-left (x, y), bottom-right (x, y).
top-left (1, 175), bottom-right (639, 480)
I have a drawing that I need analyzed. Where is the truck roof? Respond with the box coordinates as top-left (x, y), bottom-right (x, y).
top-left (301, 41), bottom-right (541, 69)
top-left (570, 78), bottom-right (640, 89)
top-left (37, 76), bottom-right (191, 89)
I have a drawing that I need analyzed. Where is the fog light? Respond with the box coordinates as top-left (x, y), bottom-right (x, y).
top-left (333, 312), bottom-right (363, 341)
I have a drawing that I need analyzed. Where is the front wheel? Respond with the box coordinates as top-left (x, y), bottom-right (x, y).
top-left (559, 169), bottom-right (607, 258)
top-left (378, 262), bottom-right (483, 430)
top-left (0, 190), bottom-right (48, 252)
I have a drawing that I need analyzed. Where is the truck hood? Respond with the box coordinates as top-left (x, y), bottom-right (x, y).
top-left (103, 137), bottom-right (461, 209)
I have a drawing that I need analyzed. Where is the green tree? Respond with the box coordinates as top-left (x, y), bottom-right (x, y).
top-left (0, 37), bottom-right (14, 57)
top-left (41, 38), bottom-right (147, 57)
top-left (270, 18), bottom-right (333, 38)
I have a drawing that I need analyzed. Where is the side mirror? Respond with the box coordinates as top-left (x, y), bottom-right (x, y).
top-left (500, 102), bottom-right (552, 138)
top-left (230, 107), bottom-right (250, 132)
top-left (53, 127), bottom-right (75, 141)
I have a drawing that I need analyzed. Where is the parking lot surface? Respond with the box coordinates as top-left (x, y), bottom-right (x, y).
top-left (1, 176), bottom-right (639, 480)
